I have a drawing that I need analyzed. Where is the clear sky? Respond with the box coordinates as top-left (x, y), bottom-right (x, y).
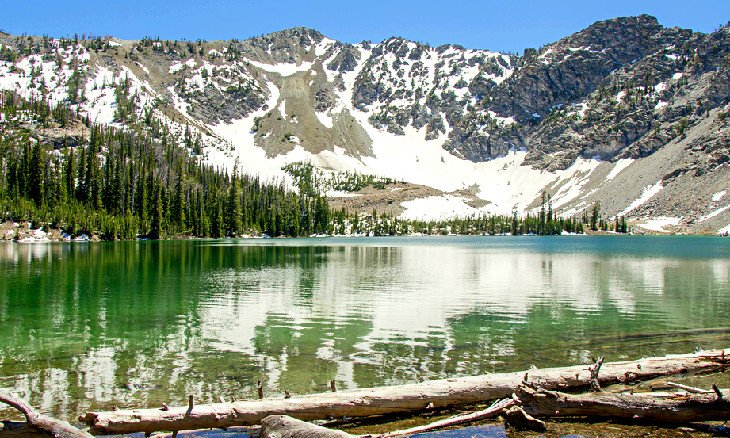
top-left (2, 0), bottom-right (729, 53)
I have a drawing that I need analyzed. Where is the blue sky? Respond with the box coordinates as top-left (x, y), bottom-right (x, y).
top-left (3, 0), bottom-right (729, 53)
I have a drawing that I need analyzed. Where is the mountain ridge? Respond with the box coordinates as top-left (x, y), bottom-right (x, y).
top-left (0, 16), bottom-right (728, 234)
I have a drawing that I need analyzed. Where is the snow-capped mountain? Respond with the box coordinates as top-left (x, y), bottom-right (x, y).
top-left (1, 16), bottom-right (728, 233)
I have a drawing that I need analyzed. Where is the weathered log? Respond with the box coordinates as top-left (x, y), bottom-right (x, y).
top-left (377, 398), bottom-right (515, 437)
top-left (79, 348), bottom-right (730, 434)
top-left (259, 415), bottom-right (353, 438)
top-left (517, 386), bottom-right (730, 422)
top-left (0, 391), bottom-right (93, 438)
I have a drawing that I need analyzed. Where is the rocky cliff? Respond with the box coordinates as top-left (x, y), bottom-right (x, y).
top-left (0, 17), bottom-right (728, 233)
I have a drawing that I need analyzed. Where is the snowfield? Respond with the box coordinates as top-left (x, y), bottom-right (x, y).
top-left (637, 217), bottom-right (681, 232)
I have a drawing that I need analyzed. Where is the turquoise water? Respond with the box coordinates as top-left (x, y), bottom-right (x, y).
top-left (0, 236), bottom-right (728, 420)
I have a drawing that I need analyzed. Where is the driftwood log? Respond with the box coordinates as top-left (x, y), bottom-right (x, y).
top-left (377, 398), bottom-right (515, 437)
top-left (0, 391), bottom-right (92, 438)
top-left (259, 415), bottom-right (352, 438)
top-left (518, 386), bottom-right (730, 422)
top-left (259, 387), bottom-right (730, 438)
top-left (79, 348), bottom-right (729, 434)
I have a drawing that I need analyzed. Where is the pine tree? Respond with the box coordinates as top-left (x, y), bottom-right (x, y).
top-left (28, 139), bottom-right (44, 206)
top-left (590, 202), bottom-right (600, 231)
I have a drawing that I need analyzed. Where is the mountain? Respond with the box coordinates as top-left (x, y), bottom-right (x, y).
top-left (0, 17), bottom-right (728, 234)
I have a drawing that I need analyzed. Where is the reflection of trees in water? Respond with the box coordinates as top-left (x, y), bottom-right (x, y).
top-left (0, 240), bottom-right (729, 421)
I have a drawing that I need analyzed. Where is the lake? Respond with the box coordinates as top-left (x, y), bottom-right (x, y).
top-left (0, 236), bottom-right (729, 420)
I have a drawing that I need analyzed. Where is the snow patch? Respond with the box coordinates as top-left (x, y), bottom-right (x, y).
top-left (605, 159), bottom-right (634, 181)
top-left (487, 110), bottom-right (515, 125)
top-left (399, 195), bottom-right (481, 221)
top-left (315, 111), bottom-right (333, 128)
top-left (315, 38), bottom-right (336, 57)
top-left (712, 190), bottom-right (726, 202)
top-left (620, 181), bottom-right (663, 216)
top-left (699, 205), bottom-right (730, 222)
top-left (169, 62), bottom-right (184, 73)
top-left (637, 217), bottom-right (680, 232)
top-left (550, 158), bottom-right (602, 210)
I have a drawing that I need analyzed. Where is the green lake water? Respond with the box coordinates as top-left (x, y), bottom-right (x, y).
top-left (0, 236), bottom-right (729, 420)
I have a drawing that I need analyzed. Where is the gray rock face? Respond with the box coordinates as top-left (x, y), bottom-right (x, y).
top-left (235, 27), bottom-right (325, 64)
top-left (518, 24), bottom-right (730, 171)
top-left (443, 16), bottom-right (730, 171)
top-left (488, 15), bottom-right (671, 122)
top-left (326, 44), bottom-right (360, 72)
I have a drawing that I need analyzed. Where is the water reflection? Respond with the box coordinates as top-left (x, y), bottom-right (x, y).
top-left (0, 237), bottom-right (728, 420)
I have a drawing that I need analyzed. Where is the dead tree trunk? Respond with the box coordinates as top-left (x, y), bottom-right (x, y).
top-left (378, 398), bottom-right (516, 437)
top-left (79, 348), bottom-right (729, 434)
top-left (0, 391), bottom-right (93, 438)
top-left (517, 386), bottom-right (730, 422)
top-left (259, 415), bottom-right (353, 438)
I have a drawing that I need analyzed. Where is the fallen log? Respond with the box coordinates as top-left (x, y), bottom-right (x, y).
top-left (259, 415), bottom-right (353, 438)
top-left (517, 386), bottom-right (730, 422)
top-left (79, 348), bottom-right (730, 434)
top-left (377, 398), bottom-right (515, 437)
top-left (0, 391), bottom-right (93, 438)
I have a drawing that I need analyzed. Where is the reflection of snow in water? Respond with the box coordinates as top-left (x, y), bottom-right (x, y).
top-left (1, 238), bottom-right (729, 419)
top-left (198, 240), bottom-right (730, 390)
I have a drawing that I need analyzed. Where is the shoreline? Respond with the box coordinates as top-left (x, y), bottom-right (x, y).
top-left (1, 221), bottom-right (727, 243)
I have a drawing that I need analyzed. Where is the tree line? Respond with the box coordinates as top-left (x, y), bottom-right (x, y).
top-left (0, 91), bottom-right (330, 239)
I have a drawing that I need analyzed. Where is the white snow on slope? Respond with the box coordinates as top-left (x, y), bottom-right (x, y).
top-left (637, 217), bottom-right (680, 232)
top-left (712, 190), bottom-right (727, 202)
top-left (699, 205), bottom-right (730, 222)
top-left (549, 159), bottom-right (602, 210)
top-left (605, 159), bottom-right (634, 181)
top-left (200, 45), bottom-right (601, 217)
top-left (315, 38), bottom-right (336, 56)
top-left (399, 196), bottom-right (481, 221)
top-left (620, 181), bottom-right (663, 216)
top-left (205, 79), bottom-right (299, 177)
top-left (719, 224), bottom-right (730, 235)
top-left (83, 67), bottom-right (117, 124)
top-left (315, 110), bottom-right (333, 128)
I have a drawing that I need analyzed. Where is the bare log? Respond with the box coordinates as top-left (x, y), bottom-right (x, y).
top-left (517, 386), bottom-right (730, 422)
top-left (79, 348), bottom-right (730, 434)
top-left (378, 398), bottom-right (515, 437)
top-left (259, 415), bottom-right (353, 438)
top-left (0, 391), bottom-right (93, 438)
